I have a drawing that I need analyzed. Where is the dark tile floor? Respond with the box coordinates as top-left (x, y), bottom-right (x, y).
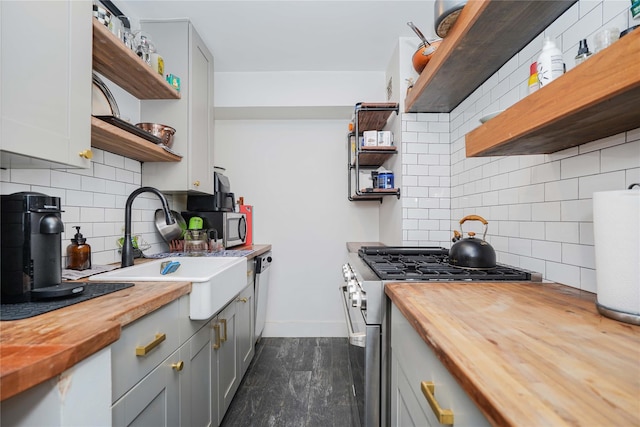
top-left (220, 337), bottom-right (359, 427)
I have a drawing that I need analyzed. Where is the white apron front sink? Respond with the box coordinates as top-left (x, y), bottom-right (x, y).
top-left (89, 257), bottom-right (247, 319)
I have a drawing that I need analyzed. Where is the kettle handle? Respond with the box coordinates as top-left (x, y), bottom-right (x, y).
top-left (459, 215), bottom-right (489, 241)
top-left (459, 214), bottom-right (488, 225)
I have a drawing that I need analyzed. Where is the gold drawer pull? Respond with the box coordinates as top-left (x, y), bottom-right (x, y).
top-left (421, 381), bottom-right (454, 425)
top-left (220, 318), bottom-right (228, 342)
top-left (172, 361), bottom-right (184, 371)
top-left (237, 297), bottom-right (248, 303)
top-left (213, 323), bottom-right (221, 349)
top-left (136, 333), bottom-right (166, 356)
top-left (78, 149), bottom-right (93, 159)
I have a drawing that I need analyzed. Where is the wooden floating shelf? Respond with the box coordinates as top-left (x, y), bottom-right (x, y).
top-left (92, 19), bottom-right (180, 100)
top-left (356, 146), bottom-right (398, 166)
top-left (355, 102), bottom-right (399, 131)
top-left (465, 29), bottom-right (640, 157)
top-left (91, 117), bottom-right (182, 162)
top-left (405, 0), bottom-right (577, 113)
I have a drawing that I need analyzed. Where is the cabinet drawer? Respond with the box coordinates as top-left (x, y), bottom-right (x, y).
top-left (112, 299), bottom-right (180, 402)
top-left (391, 304), bottom-right (490, 427)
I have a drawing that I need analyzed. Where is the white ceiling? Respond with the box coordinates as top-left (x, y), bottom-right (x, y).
top-left (121, 0), bottom-right (436, 73)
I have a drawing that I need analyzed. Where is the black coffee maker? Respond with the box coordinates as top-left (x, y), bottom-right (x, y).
top-left (187, 171), bottom-right (235, 212)
top-left (1, 192), bottom-right (79, 302)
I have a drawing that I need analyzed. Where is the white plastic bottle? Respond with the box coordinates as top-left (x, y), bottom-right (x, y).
top-left (536, 37), bottom-right (564, 88)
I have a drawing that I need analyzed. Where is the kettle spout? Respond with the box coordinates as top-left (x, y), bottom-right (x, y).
top-left (452, 229), bottom-right (461, 242)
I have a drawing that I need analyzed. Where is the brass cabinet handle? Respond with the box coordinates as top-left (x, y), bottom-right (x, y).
top-left (220, 318), bottom-right (228, 342)
top-left (171, 361), bottom-right (184, 371)
top-left (135, 333), bottom-right (166, 356)
top-left (78, 149), bottom-right (93, 159)
top-left (193, 180), bottom-right (200, 187)
top-left (237, 297), bottom-right (248, 303)
top-left (212, 323), bottom-right (221, 349)
top-left (421, 381), bottom-right (454, 425)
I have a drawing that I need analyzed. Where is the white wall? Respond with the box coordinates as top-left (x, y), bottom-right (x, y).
top-left (214, 119), bottom-right (380, 336)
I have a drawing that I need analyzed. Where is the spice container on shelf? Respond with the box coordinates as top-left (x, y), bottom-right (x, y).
top-left (574, 39), bottom-right (592, 65)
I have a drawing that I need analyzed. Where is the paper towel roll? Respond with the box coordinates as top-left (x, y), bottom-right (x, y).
top-left (593, 187), bottom-right (640, 324)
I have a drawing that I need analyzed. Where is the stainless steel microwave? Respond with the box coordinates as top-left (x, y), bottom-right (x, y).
top-left (182, 211), bottom-right (247, 248)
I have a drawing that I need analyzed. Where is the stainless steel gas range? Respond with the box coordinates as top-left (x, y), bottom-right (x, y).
top-left (340, 246), bottom-right (541, 427)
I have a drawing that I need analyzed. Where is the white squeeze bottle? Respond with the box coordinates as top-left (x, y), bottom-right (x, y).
top-left (537, 37), bottom-right (564, 88)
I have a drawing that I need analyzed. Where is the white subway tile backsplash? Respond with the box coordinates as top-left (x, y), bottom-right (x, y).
top-left (116, 168), bottom-right (136, 184)
top-left (518, 184), bottom-right (545, 203)
top-left (580, 268), bottom-right (597, 293)
top-left (578, 170), bottom-right (626, 198)
top-left (531, 162), bottom-right (561, 184)
top-left (601, 140), bottom-right (640, 173)
top-left (579, 132), bottom-right (626, 154)
top-left (545, 178), bottom-right (578, 201)
top-left (546, 221), bottom-right (580, 243)
top-left (532, 240), bottom-right (562, 262)
top-left (81, 176), bottom-right (107, 193)
top-left (532, 201), bottom-right (561, 221)
top-left (561, 199), bottom-right (593, 222)
top-left (508, 204), bottom-right (531, 221)
top-left (579, 222), bottom-right (595, 245)
top-left (560, 151), bottom-right (600, 179)
top-left (104, 151), bottom-right (125, 169)
top-left (520, 222), bottom-right (545, 240)
top-left (562, 243), bottom-right (595, 268)
top-left (51, 170), bottom-right (82, 190)
top-left (546, 261), bottom-right (581, 288)
top-left (10, 169), bottom-right (51, 186)
top-left (66, 189), bottom-right (94, 207)
top-left (94, 163), bottom-right (117, 181)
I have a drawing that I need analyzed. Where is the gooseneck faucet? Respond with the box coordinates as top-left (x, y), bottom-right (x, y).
top-left (122, 186), bottom-right (175, 268)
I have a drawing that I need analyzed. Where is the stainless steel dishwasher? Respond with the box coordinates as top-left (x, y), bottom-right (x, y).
top-left (254, 251), bottom-right (272, 342)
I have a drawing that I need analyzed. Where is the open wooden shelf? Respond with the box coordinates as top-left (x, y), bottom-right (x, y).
top-left (92, 19), bottom-right (180, 100)
top-left (405, 0), bottom-right (576, 113)
top-left (351, 189), bottom-right (401, 201)
top-left (91, 117), bottom-right (182, 162)
top-left (356, 146), bottom-right (398, 167)
top-left (465, 29), bottom-right (640, 157)
top-left (355, 102), bottom-right (399, 131)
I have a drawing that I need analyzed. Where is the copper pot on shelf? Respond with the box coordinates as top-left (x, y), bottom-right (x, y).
top-left (407, 22), bottom-right (442, 74)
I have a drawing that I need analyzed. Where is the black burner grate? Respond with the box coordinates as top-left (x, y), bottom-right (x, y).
top-left (358, 247), bottom-right (532, 281)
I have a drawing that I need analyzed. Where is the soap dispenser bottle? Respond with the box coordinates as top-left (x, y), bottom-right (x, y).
top-left (537, 36), bottom-right (564, 88)
top-left (66, 226), bottom-right (91, 270)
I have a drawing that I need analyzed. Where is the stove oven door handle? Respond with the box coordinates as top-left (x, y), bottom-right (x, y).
top-left (341, 286), bottom-right (365, 347)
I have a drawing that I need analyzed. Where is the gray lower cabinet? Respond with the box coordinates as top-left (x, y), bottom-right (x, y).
top-left (211, 282), bottom-right (255, 426)
top-left (390, 304), bottom-right (490, 427)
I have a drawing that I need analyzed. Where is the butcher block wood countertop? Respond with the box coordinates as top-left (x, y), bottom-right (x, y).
top-left (386, 282), bottom-right (640, 426)
top-left (0, 244), bottom-right (271, 401)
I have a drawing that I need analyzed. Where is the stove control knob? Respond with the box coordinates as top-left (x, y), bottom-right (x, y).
top-left (342, 264), bottom-right (353, 281)
top-left (351, 291), bottom-right (366, 309)
top-left (347, 279), bottom-right (357, 294)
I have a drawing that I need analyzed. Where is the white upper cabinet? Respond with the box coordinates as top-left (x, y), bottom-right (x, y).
top-left (140, 20), bottom-right (215, 194)
top-left (0, 1), bottom-right (92, 169)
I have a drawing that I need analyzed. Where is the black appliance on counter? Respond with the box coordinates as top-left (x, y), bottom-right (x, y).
top-left (341, 246), bottom-right (541, 427)
top-left (1, 192), bottom-right (84, 302)
top-left (187, 171), bottom-right (235, 212)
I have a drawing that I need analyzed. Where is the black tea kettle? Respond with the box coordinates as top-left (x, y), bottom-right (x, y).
top-left (449, 215), bottom-right (496, 269)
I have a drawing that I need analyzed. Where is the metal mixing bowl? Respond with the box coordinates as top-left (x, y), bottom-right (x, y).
top-left (135, 123), bottom-right (176, 148)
